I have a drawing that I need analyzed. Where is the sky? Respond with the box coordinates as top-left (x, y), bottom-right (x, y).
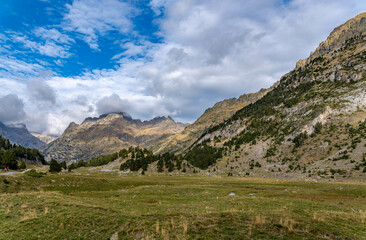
top-left (0, 0), bottom-right (365, 136)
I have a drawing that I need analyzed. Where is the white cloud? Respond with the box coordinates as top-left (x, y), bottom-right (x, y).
top-left (96, 93), bottom-right (130, 115)
top-left (27, 78), bottom-right (57, 106)
top-left (34, 27), bottom-right (75, 45)
top-left (10, 32), bottom-right (71, 58)
top-left (63, 0), bottom-right (136, 49)
top-left (0, 94), bottom-right (26, 124)
top-left (0, 56), bottom-right (43, 77)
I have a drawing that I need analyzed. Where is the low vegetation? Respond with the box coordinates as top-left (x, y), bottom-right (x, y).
top-left (0, 172), bottom-right (365, 239)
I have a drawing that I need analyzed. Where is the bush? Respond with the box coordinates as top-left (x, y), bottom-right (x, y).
top-left (2, 178), bottom-right (10, 184)
top-left (18, 161), bottom-right (26, 170)
top-left (60, 161), bottom-right (67, 170)
top-left (293, 132), bottom-right (308, 148)
top-left (49, 159), bottom-right (61, 173)
top-left (314, 122), bottom-right (323, 134)
top-left (24, 169), bottom-right (43, 178)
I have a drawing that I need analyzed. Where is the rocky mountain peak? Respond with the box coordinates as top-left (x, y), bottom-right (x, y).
top-left (297, 12), bottom-right (366, 68)
top-left (83, 112), bottom-right (132, 123)
top-left (42, 113), bottom-right (185, 162)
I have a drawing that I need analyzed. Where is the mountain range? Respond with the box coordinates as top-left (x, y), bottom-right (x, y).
top-left (3, 12), bottom-right (366, 179)
top-left (42, 112), bottom-right (186, 162)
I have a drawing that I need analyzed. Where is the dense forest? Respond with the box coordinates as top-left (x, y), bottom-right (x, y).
top-left (0, 135), bottom-right (45, 169)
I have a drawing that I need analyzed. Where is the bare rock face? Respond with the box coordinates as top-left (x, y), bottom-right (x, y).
top-left (31, 133), bottom-right (57, 144)
top-left (193, 12), bottom-right (366, 179)
top-left (42, 113), bottom-right (185, 162)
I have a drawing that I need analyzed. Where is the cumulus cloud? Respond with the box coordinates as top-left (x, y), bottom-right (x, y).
top-left (63, 0), bottom-right (136, 49)
top-left (27, 78), bottom-right (56, 106)
top-left (0, 94), bottom-right (26, 123)
top-left (73, 95), bottom-right (89, 106)
top-left (96, 93), bottom-right (130, 115)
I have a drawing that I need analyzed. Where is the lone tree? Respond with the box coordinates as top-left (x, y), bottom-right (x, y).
top-left (49, 159), bottom-right (61, 173)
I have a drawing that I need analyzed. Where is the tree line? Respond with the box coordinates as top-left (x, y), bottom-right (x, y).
top-left (0, 135), bottom-right (45, 170)
top-left (62, 144), bottom-right (223, 173)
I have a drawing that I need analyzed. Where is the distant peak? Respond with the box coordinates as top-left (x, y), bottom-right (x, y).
top-left (83, 112), bottom-right (132, 123)
top-left (68, 122), bottom-right (79, 128)
top-left (143, 116), bottom-right (177, 124)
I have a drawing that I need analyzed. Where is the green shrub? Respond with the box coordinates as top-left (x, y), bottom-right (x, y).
top-left (60, 161), bottom-right (67, 170)
top-left (25, 169), bottom-right (43, 178)
top-left (18, 161), bottom-right (26, 170)
top-left (49, 159), bottom-right (61, 173)
top-left (314, 122), bottom-right (323, 134)
top-left (293, 132), bottom-right (308, 148)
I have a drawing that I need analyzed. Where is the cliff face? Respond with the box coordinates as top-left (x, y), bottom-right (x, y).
top-left (42, 113), bottom-right (185, 162)
top-left (193, 12), bottom-right (366, 179)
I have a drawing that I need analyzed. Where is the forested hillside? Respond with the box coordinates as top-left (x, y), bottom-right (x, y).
top-left (0, 135), bottom-right (45, 169)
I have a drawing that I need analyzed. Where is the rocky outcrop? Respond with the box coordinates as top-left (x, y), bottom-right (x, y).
top-left (42, 112), bottom-right (185, 162)
top-left (31, 133), bottom-right (57, 144)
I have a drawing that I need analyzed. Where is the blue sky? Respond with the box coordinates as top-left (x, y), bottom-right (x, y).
top-left (0, 0), bottom-right (161, 77)
top-left (0, 0), bottom-right (365, 135)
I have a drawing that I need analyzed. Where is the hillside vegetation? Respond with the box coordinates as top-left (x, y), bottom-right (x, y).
top-left (192, 12), bottom-right (366, 180)
top-left (0, 135), bottom-right (45, 169)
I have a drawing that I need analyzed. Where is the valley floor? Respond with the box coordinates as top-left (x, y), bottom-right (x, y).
top-left (0, 170), bottom-right (366, 239)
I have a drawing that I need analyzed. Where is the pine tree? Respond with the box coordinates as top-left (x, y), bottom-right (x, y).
top-left (49, 159), bottom-right (61, 172)
top-left (60, 161), bottom-right (67, 170)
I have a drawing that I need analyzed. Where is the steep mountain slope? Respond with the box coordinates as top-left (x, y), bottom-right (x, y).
top-left (42, 112), bottom-right (186, 162)
top-left (152, 88), bottom-right (271, 154)
top-left (0, 121), bottom-right (45, 149)
top-left (194, 12), bottom-right (366, 179)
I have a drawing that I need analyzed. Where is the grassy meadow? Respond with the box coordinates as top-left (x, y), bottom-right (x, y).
top-left (0, 170), bottom-right (366, 239)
